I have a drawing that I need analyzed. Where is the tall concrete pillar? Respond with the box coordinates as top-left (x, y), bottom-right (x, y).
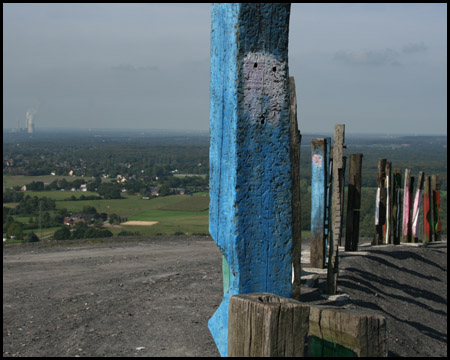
top-left (209, 4), bottom-right (292, 356)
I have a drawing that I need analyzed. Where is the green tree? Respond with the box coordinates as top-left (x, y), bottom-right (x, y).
top-left (7, 221), bottom-right (24, 239)
top-left (26, 232), bottom-right (40, 243)
top-left (159, 183), bottom-right (171, 197)
top-left (97, 183), bottom-right (122, 199)
top-left (82, 205), bottom-right (98, 214)
top-left (108, 213), bottom-right (120, 225)
top-left (53, 226), bottom-right (71, 240)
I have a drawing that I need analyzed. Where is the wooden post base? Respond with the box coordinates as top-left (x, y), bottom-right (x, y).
top-left (228, 293), bottom-right (387, 357)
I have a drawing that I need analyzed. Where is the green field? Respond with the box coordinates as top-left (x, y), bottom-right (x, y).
top-left (3, 175), bottom-right (113, 189)
top-left (27, 190), bottom-right (100, 200)
top-left (5, 190), bottom-right (211, 238)
top-left (3, 175), bottom-right (88, 188)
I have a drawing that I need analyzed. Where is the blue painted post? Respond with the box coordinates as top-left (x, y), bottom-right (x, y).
top-left (310, 138), bottom-right (330, 268)
top-left (209, 3), bottom-right (292, 356)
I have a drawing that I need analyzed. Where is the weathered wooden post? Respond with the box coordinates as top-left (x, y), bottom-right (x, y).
top-left (392, 168), bottom-right (402, 245)
top-left (411, 171), bottom-right (424, 243)
top-left (325, 143), bottom-right (333, 261)
top-left (327, 124), bottom-right (345, 295)
top-left (339, 156), bottom-right (347, 246)
top-left (401, 169), bottom-right (412, 243)
top-left (345, 153), bottom-right (363, 251)
top-left (423, 176), bottom-right (432, 243)
top-left (228, 293), bottom-right (310, 357)
top-left (311, 138), bottom-right (330, 268)
top-left (384, 162), bottom-right (392, 244)
top-left (431, 175), bottom-right (442, 242)
top-left (209, 4), bottom-right (293, 356)
top-left (228, 294), bottom-right (388, 357)
top-left (289, 76), bottom-right (302, 300)
top-left (374, 159), bottom-right (387, 245)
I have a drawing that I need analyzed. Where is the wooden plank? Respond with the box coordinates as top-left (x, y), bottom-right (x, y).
top-left (392, 168), bottom-right (402, 245)
top-left (431, 175), bottom-right (442, 242)
top-left (289, 76), bottom-right (302, 300)
top-left (411, 171), bottom-right (424, 242)
top-left (374, 159), bottom-right (387, 245)
top-left (327, 124), bottom-right (345, 295)
top-left (345, 153), bottom-right (363, 251)
top-left (401, 169), bottom-right (412, 243)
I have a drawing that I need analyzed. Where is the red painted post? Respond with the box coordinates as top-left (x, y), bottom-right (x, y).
top-left (431, 175), bottom-right (442, 242)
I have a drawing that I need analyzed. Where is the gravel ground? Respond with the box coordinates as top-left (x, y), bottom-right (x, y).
top-left (3, 236), bottom-right (447, 357)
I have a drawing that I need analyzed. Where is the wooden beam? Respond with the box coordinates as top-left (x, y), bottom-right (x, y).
top-left (311, 138), bottom-right (329, 268)
top-left (208, 4), bottom-right (293, 356)
top-left (289, 76), bottom-right (302, 300)
top-left (374, 159), bottom-right (387, 245)
top-left (411, 171), bottom-right (424, 243)
top-left (423, 176), bottom-right (432, 243)
top-left (327, 124), bottom-right (345, 295)
top-left (228, 293), bottom-right (388, 357)
top-left (392, 168), bottom-right (402, 245)
top-left (345, 153), bottom-right (363, 251)
top-left (401, 169), bottom-right (412, 243)
top-left (431, 175), bottom-right (442, 242)
top-left (228, 293), bottom-right (310, 357)
top-left (384, 161), bottom-right (392, 244)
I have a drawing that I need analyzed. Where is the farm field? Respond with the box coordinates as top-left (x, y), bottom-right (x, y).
top-left (3, 175), bottom-right (94, 188)
top-left (4, 186), bottom-right (210, 238)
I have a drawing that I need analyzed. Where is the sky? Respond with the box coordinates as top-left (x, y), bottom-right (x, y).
top-left (3, 3), bottom-right (447, 134)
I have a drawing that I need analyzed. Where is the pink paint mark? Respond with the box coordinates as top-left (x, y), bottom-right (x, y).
top-left (402, 185), bottom-right (411, 237)
top-left (312, 154), bottom-right (323, 167)
top-left (411, 190), bottom-right (422, 238)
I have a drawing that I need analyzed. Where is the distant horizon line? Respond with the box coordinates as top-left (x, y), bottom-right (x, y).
top-left (2, 126), bottom-right (447, 137)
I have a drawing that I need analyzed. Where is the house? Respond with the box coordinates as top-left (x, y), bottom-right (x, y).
top-left (63, 217), bottom-right (74, 226)
top-left (20, 185), bottom-right (27, 192)
top-left (80, 184), bottom-right (87, 192)
top-left (151, 187), bottom-right (160, 196)
top-left (170, 188), bottom-right (185, 195)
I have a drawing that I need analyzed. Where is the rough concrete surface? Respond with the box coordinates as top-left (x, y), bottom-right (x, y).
top-left (3, 236), bottom-right (447, 357)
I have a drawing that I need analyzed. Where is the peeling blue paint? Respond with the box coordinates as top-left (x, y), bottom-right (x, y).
top-left (209, 3), bottom-right (292, 356)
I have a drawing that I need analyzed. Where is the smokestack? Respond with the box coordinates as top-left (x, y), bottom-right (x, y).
top-left (26, 109), bottom-right (35, 133)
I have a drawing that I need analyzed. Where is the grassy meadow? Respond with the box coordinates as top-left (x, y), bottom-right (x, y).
top-left (4, 180), bottom-right (211, 238)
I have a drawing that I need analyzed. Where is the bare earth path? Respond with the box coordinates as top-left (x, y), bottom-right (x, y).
top-left (3, 236), bottom-right (447, 357)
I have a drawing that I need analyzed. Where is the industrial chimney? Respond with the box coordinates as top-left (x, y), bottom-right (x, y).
top-left (26, 110), bottom-right (35, 134)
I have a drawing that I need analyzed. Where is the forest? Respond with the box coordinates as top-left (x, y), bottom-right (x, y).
top-left (3, 130), bottom-right (447, 240)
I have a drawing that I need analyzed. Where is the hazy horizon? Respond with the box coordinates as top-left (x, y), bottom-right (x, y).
top-left (3, 3), bottom-right (447, 135)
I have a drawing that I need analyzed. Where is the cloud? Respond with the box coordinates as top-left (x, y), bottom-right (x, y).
top-left (402, 42), bottom-right (428, 54)
top-left (334, 48), bottom-right (402, 67)
top-left (111, 64), bottom-right (159, 72)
